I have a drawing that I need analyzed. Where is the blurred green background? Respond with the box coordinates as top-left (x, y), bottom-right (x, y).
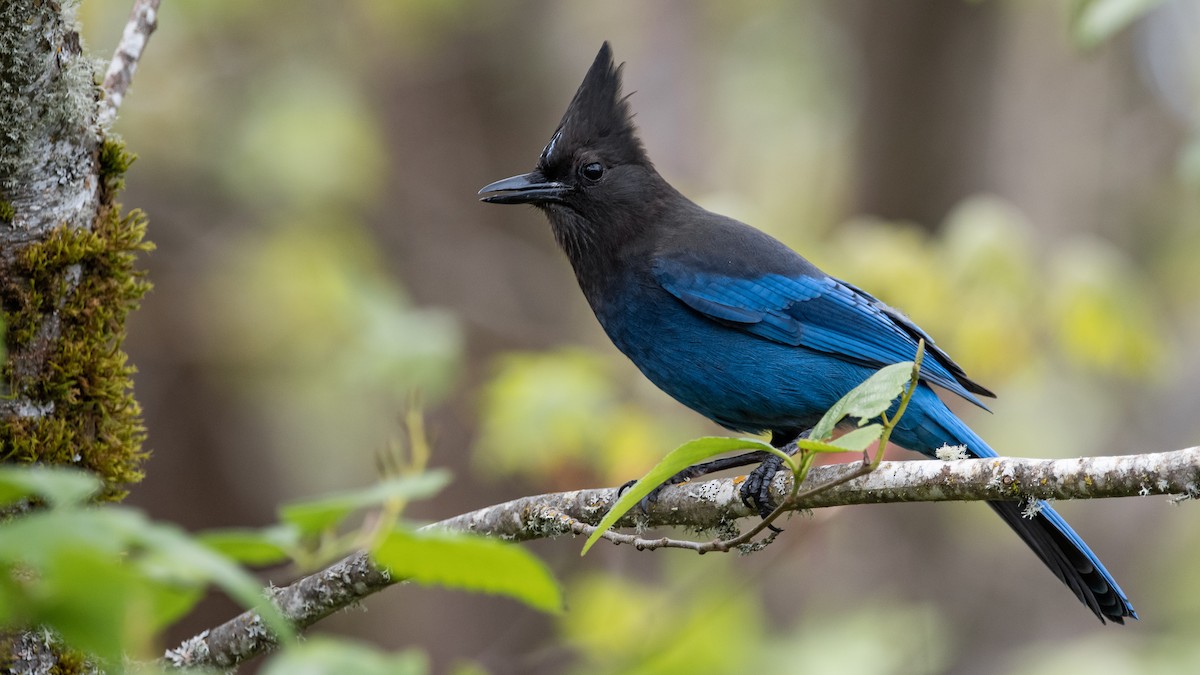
top-left (79, 0), bottom-right (1200, 673)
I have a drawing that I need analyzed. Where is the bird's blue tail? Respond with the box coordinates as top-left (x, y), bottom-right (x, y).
top-left (894, 386), bottom-right (1137, 624)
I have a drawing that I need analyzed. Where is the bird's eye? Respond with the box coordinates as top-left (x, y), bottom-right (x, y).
top-left (580, 162), bottom-right (604, 182)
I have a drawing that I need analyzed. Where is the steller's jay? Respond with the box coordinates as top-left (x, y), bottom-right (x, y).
top-left (479, 42), bottom-right (1136, 624)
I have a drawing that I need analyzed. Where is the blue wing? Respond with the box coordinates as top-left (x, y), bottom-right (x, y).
top-left (652, 259), bottom-right (993, 409)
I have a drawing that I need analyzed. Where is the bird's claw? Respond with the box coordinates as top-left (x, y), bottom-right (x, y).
top-left (739, 454), bottom-right (786, 531)
top-left (617, 443), bottom-right (800, 529)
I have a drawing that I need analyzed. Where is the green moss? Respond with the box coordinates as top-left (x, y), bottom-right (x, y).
top-left (45, 643), bottom-right (94, 675)
top-left (0, 201), bottom-right (13, 225)
top-left (97, 138), bottom-right (136, 198)
top-left (1, 140), bottom-right (154, 502)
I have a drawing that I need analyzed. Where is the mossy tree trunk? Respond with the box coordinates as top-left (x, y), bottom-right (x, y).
top-left (1, 0), bottom-right (150, 498)
top-left (2, 1), bottom-right (150, 671)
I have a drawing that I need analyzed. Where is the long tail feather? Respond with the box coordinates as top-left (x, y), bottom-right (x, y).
top-left (895, 387), bottom-right (1137, 624)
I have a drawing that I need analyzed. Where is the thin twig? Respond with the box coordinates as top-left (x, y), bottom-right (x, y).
top-left (540, 507), bottom-right (718, 552)
top-left (98, 0), bottom-right (162, 126)
top-left (164, 446), bottom-right (1200, 669)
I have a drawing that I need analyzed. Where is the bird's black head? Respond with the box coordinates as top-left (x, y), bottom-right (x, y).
top-left (479, 43), bottom-right (667, 257)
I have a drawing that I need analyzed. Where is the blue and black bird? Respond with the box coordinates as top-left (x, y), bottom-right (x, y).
top-left (479, 42), bottom-right (1136, 624)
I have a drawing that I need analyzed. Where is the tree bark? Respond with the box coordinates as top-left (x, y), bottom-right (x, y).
top-left (0, 0), bottom-right (101, 250)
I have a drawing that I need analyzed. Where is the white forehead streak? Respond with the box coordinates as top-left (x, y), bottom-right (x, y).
top-left (542, 122), bottom-right (566, 163)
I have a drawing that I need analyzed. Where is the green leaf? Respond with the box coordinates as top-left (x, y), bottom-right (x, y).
top-left (0, 510), bottom-right (197, 662)
top-left (198, 525), bottom-right (299, 566)
top-left (809, 362), bottom-right (915, 443)
top-left (1072, 0), bottom-right (1164, 49)
top-left (0, 465), bottom-right (101, 508)
top-left (0, 508), bottom-right (130, 565)
top-left (130, 519), bottom-right (295, 642)
top-left (37, 551), bottom-right (141, 665)
top-left (261, 637), bottom-right (428, 675)
top-left (581, 437), bottom-right (778, 555)
top-left (0, 506), bottom-right (295, 657)
top-left (373, 529), bottom-right (561, 614)
top-left (279, 470), bottom-right (451, 535)
top-left (135, 582), bottom-right (205, 635)
top-left (792, 425), bottom-right (885, 455)
top-left (824, 424), bottom-right (885, 452)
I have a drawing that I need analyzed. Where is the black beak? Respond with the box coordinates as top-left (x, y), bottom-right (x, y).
top-left (478, 171), bottom-right (571, 205)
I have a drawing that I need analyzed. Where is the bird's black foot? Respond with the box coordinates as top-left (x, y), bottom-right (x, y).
top-left (618, 450), bottom-right (773, 514)
top-left (739, 453), bottom-right (786, 524)
top-left (738, 432), bottom-right (809, 530)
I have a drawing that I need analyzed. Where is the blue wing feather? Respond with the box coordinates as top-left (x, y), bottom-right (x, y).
top-left (652, 260), bottom-right (991, 409)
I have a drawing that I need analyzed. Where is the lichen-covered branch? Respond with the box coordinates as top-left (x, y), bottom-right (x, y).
top-left (167, 446), bottom-right (1200, 670)
top-left (98, 0), bottom-right (160, 127)
top-left (164, 554), bottom-right (392, 669)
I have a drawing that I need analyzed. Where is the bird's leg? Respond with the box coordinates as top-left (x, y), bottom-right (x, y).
top-left (739, 431), bottom-right (810, 524)
top-left (621, 450), bottom-right (776, 513)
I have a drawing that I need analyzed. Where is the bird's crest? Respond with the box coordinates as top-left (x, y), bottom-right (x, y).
top-left (539, 42), bottom-right (647, 170)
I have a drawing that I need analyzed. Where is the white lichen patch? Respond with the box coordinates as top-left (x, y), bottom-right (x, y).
top-left (935, 444), bottom-right (969, 461)
top-left (686, 479), bottom-right (726, 504)
top-left (164, 630), bottom-right (211, 667)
